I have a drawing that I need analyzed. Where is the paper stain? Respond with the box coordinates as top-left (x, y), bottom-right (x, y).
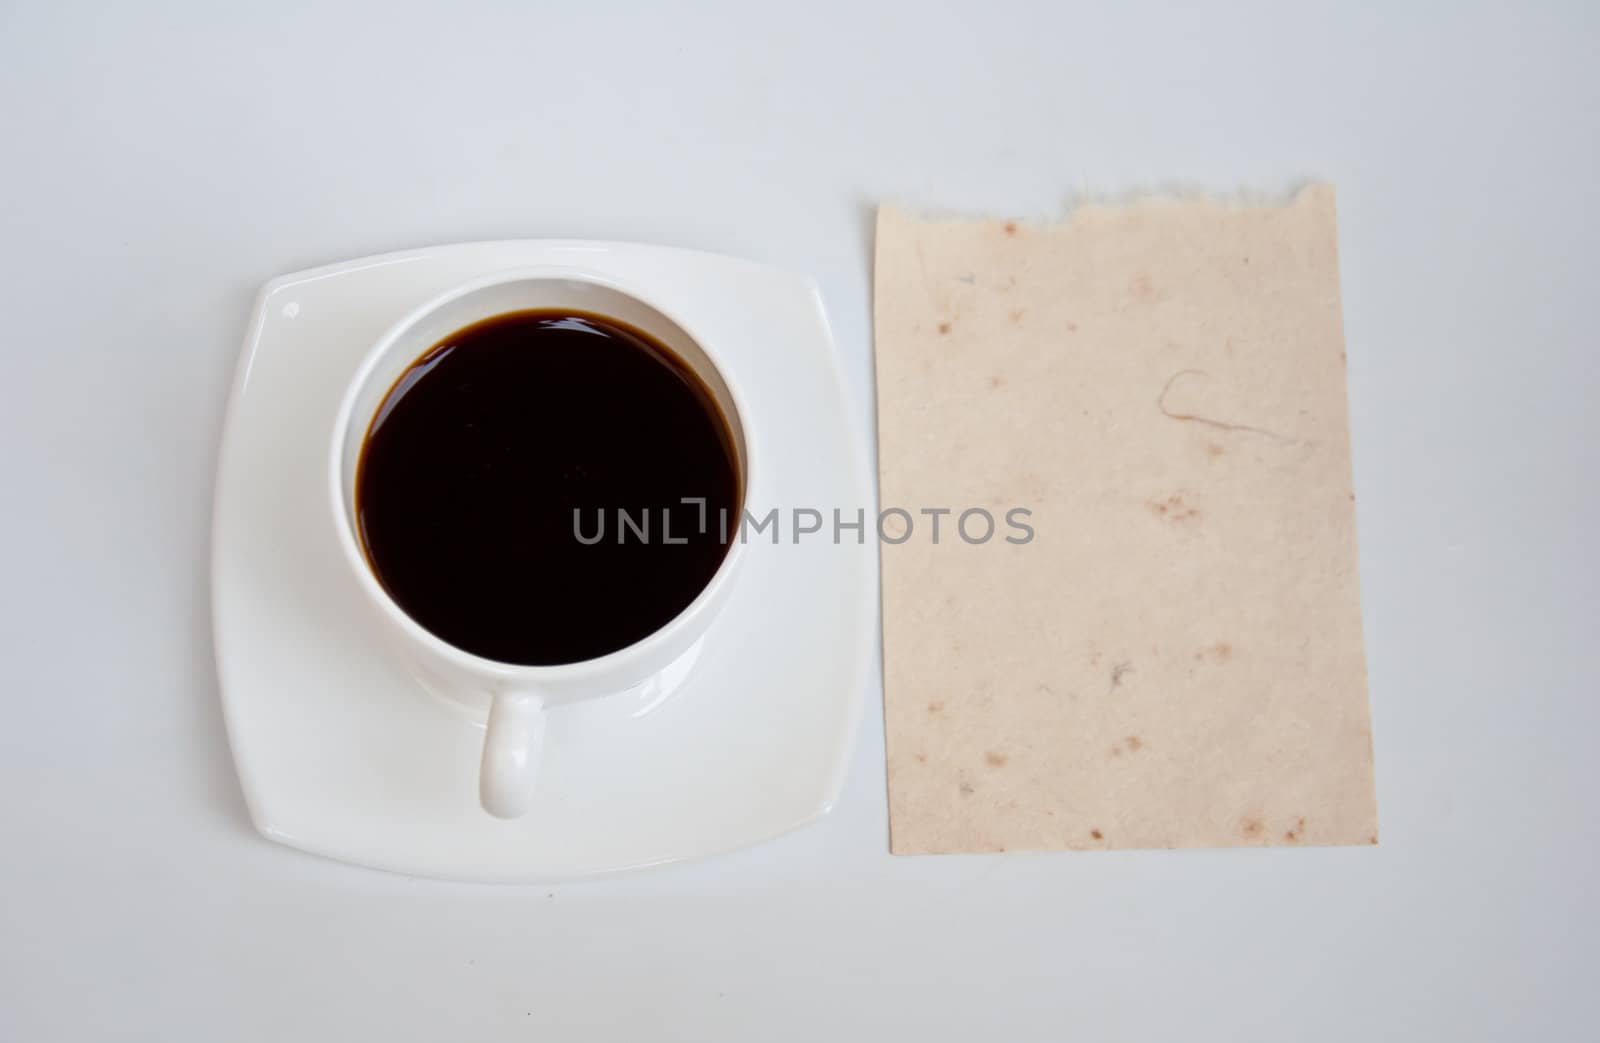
top-left (1148, 492), bottom-right (1201, 523)
top-left (1156, 369), bottom-right (1299, 444)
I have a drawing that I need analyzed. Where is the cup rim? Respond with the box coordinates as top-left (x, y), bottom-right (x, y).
top-left (327, 264), bottom-right (753, 682)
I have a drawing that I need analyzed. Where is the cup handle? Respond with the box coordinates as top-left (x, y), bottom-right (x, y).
top-left (479, 690), bottom-right (545, 819)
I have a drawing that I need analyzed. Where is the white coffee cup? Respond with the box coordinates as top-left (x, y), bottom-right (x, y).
top-left (328, 268), bottom-right (749, 819)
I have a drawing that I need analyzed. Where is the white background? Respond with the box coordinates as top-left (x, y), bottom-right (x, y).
top-left (2, 1), bottom-right (1596, 1039)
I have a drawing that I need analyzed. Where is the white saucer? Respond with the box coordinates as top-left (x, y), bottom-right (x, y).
top-left (212, 241), bottom-right (876, 881)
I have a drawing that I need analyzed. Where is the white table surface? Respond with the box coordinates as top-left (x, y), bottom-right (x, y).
top-left (3, 2), bottom-right (1596, 1039)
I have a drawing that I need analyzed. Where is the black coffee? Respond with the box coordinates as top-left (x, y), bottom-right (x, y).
top-left (356, 310), bottom-right (740, 665)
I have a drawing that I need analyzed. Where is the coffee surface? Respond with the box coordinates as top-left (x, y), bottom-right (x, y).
top-left (356, 310), bottom-right (740, 665)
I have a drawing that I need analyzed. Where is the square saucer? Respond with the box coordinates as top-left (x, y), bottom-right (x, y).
top-left (212, 241), bottom-right (876, 881)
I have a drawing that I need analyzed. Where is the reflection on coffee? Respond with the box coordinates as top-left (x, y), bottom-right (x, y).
top-left (356, 310), bottom-right (739, 665)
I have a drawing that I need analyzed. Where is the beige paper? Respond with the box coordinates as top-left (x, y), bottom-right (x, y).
top-left (875, 185), bottom-right (1377, 853)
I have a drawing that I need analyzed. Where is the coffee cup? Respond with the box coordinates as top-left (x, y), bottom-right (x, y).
top-left (328, 268), bottom-right (749, 819)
